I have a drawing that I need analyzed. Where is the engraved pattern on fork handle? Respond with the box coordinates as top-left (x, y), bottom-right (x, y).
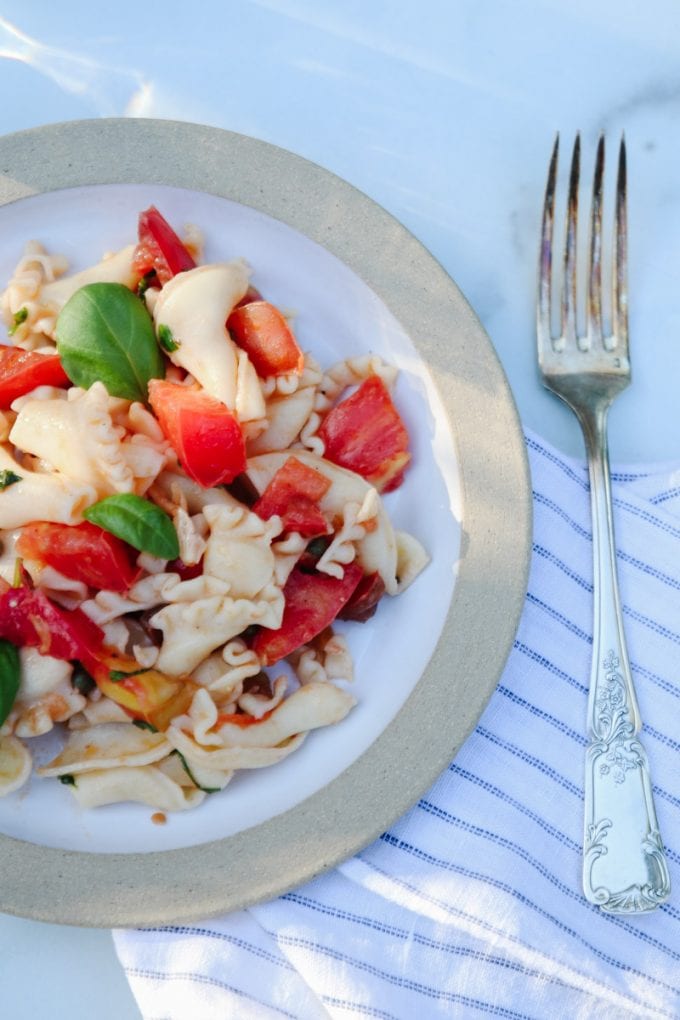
top-left (581, 406), bottom-right (671, 913)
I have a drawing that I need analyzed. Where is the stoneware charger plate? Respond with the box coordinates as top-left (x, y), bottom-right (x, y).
top-left (0, 118), bottom-right (531, 927)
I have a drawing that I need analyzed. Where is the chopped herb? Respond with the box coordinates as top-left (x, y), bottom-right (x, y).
top-left (8, 307), bottom-right (28, 336)
top-left (158, 323), bottom-right (180, 352)
top-left (0, 469), bottom-right (22, 490)
top-left (132, 719), bottom-right (158, 732)
top-left (137, 271), bottom-right (156, 298)
top-left (59, 774), bottom-right (77, 787)
top-left (71, 663), bottom-right (96, 696)
top-left (110, 667), bottom-right (147, 682)
top-left (172, 749), bottom-right (220, 794)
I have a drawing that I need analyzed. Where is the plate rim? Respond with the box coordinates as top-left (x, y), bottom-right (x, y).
top-left (0, 117), bottom-right (531, 927)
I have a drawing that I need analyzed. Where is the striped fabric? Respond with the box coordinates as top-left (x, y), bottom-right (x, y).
top-left (114, 429), bottom-right (680, 1019)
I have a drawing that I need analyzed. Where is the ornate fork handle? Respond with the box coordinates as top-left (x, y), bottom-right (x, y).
top-left (581, 404), bottom-right (670, 913)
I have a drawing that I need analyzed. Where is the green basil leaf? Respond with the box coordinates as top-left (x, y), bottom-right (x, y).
top-left (56, 282), bottom-right (165, 402)
top-left (0, 469), bottom-right (22, 490)
top-left (83, 493), bottom-right (179, 559)
top-left (59, 774), bottom-right (77, 787)
top-left (0, 638), bottom-right (21, 728)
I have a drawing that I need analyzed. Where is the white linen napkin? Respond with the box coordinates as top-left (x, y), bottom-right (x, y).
top-left (114, 428), bottom-right (680, 1019)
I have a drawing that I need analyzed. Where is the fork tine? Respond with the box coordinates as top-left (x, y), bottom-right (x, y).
top-left (587, 135), bottom-right (605, 344)
top-left (613, 135), bottom-right (628, 350)
top-left (537, 134), bottom-right (558, 348)
top-left (561, 134), bottom-right (580, 345)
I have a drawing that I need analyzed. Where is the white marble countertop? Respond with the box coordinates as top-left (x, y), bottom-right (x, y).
top-left (2, 1), bottom-right (680, 1016)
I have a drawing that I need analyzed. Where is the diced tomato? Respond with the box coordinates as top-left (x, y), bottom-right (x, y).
top-left (132, 206), bottom-right (196, 286)
top-left (227, 301), bottom-right (304, 377)
top-left (0, 348), bottom-right (70, 407)
top-left (148, 380), bottom-right (246, 488)
top-left (17, 521), bottom-right (140, 593)
top-left (252, 562), bottom-right (363, 665)
top-left (318, 375), bottom-right (411, 493)
top-left (166, 556), bottom-right (203, 581)
top-left (338, 571), bottom-right (386, 623)
top-left (253, 456), bottom-right (330, 538)
top-left (0, 586), bottom-right (105, 677)
top-left (97, 653), bottom-right (197, 731)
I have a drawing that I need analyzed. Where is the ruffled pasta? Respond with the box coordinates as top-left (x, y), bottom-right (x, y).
top-left (2, 242), bottom-right (136, 348)
top-left (10, 382), bottom-right (169, 498)
top-left (3, 649), bottom-right (85, 740)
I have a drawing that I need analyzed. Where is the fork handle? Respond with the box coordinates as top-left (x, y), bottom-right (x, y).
top-left (580, 405), bottom-right (670, 913)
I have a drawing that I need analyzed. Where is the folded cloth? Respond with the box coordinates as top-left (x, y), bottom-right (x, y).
top-left (114, 429), bottom-right (680, 1019)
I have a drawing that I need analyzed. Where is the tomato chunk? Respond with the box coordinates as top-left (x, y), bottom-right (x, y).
top-left (148, 380), bottom-right (246, 488)
top-left (0, 586), bottom-right (105, 676)
top-left (97, 654), bottom-right (197, 731)
top-left (132, 206), bottom-right (196, 286)
top-left (338, 571), bottom-right (386, 622)
top-left (318, 375), bottom-right (411, 492)
top-left (0, 348), bottom-right (70, 407)
top-left (17, 521), bottom-right (140, 593)
top-left (227, 301), bottom-right (304, 377)
top-left (252, 562), bottom-right (363, 665)
top-left (253, 456), bottom-right (330, 538)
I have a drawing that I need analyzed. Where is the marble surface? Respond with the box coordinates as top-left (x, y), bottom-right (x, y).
top-left (1, 1), bottom-right (680, 1016)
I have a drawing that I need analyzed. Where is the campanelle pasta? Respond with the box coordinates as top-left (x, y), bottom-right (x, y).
top-left (0, 206), bottom-right (429, 815)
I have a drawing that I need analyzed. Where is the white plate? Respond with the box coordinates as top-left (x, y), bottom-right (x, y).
top-left (0, 119), bottom-right (530, 925)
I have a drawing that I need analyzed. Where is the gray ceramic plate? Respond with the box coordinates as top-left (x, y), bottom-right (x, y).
top-left (0, 119), bottom-right (530, 926)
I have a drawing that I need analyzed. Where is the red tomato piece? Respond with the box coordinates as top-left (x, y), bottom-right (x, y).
top-left (17, 521), bottom-right (140, 593)
top-left (252, 562), bottom-right (363, 665)
top-left (132, 206), bottom-right (196, 286)
top-left (148, 380), bottom-right (246, 488)
top-left (253, 456), bottom-right (331, 538)
top-left (318, 375), bottom-right (411, 492)
top-left (338, 571), bottom-right (386, 623)
top-left (0, 348), bottom-right (70, 408)
top-left (0, 586), bottom-right (105, 676)
top-left (227, 301), bottom-right (304, 377)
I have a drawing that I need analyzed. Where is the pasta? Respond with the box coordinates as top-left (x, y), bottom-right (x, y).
top-left (0, 205), bottom-right (430, 815)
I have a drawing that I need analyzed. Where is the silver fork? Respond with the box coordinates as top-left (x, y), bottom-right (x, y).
top-left (537, 134), bottom-right (671, 913)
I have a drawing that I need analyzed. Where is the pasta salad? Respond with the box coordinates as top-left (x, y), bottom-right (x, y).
top-left (0, 206), bottom-right (428, 815)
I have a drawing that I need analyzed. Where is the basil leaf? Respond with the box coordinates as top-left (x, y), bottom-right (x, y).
top-left (0, 469), bottom-right (21, 490)
top-left (8, 307), bottom-right (28, 336)
top-left (158, 323), bottom-right (180, 352)
top-left (83, 493), bottom-right (179, 559)
top-left (59, 774), bottom-right (77, 787)
top-left (0, 639), bottom-right (20, 728)
top-left (56, 282), bottom-right (165, 401)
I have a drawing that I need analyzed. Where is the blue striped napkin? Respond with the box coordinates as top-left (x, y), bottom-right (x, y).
top-left (113, 429), bottom-right (680, 1019)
